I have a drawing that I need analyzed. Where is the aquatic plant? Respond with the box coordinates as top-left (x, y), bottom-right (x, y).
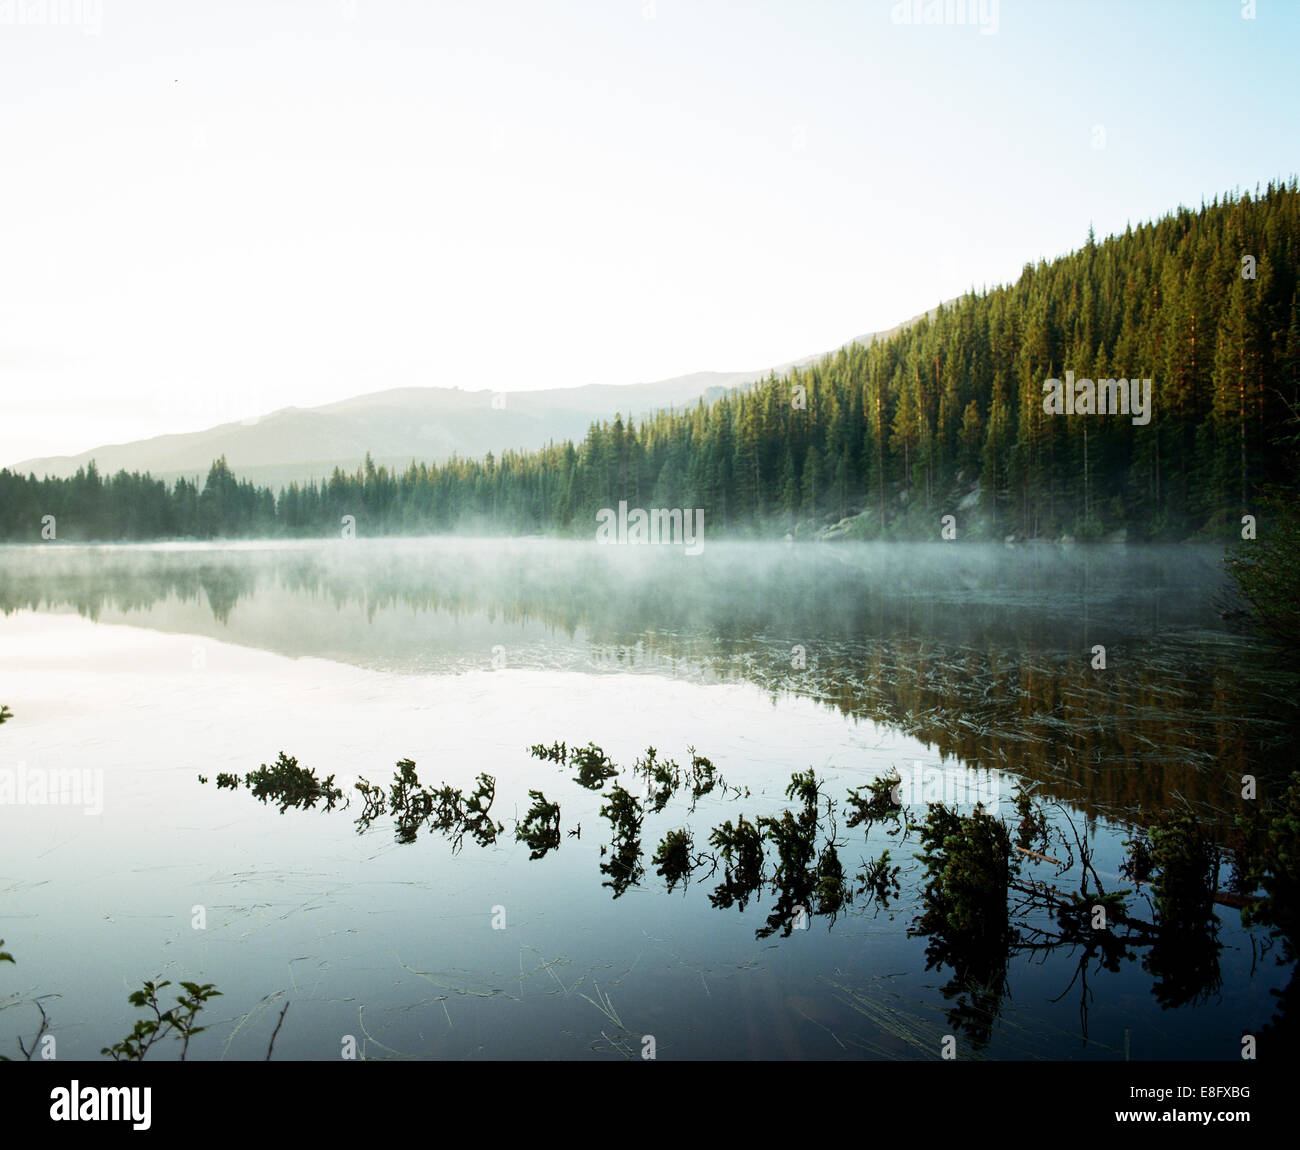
top-left (1013, 788), bottom-right (1051, 856)
top-left (814, 843), bottom-right (848, 916)
top-left (708, 815), bottom-right (765, 911)
top-left (914, 803), bottom-right (1019, 940)
top-left (1145, 809), bottom-right (1220, 923)
top-left (1123, 813), bottom-right (1224, 1010)
top-left (686, 747), bottom-right (719, 806)
top-left (0, 940), bottom-right (52, 1062)
top-left (414, 769), bottom-right (502, 851)
top-left (569, 743), bottom-right (620, 790)
top-left (598, 784), bottom-right (644, 897)
top-left (201, 752), bottom-right (344, 812)
top-left (355, 775), bottom-right (387, 820)
top-left (459, 773), bottom-right (503, 849)
top-left (184, 734), bottom-right (1274, 1035)
top-left (528, 740), bottom-right (567, 764)
top-left (634, 747), bottom-right (680, 812)
top-left (101, 979), bottom-right (221, 1061)
top-left (652, 828), bottom-right (695, 892)
top-left (752, 772), bottom-right (826, 938)
top-left (529, 739), bottom-right (620, 789)
top-left (908, 803), bottom-right (1020, 1047)
top-left (516, 790), bottom-right (562, 860)
top-left (857, 849), bottom-right (901, 908)
top-left (846, 769), bottom-right (904, 832)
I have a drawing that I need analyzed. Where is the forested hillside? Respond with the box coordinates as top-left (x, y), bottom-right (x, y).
top-left (3, 181), bottom-right (1298, 543)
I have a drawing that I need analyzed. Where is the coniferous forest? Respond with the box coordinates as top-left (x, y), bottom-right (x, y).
top-left (3, 181), bottom-right (1298, 544)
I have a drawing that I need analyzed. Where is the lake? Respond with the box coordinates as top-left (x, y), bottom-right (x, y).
top-left (0, 539), bottom-right (1294, 1060)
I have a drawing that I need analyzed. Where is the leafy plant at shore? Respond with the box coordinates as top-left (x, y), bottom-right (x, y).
top-left (5, 707), bottom-right (290, 1062)
top-left (0, 938), bottom-right (54, 1062)
top-left (3, 948), bottom-right (286, 1062)
top-left (101, 980), bottom-right (221, 1061)
top-left (2, 941), bottom-right (286, 1062)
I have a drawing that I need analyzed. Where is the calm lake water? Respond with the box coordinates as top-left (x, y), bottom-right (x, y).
top-left (0, 539), bottom-right (1294, 1060)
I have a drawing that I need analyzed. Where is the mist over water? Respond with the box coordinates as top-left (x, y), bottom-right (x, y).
top-left (0, 539), bottom-right (1293, 1059)
top-left (0, 536), bottom-right (1234, 654)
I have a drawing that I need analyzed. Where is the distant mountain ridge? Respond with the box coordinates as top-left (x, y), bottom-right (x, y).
top-left (8, 307), bottom-right (945, 492)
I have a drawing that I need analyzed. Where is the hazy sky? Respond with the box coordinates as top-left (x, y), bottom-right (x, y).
top-left (2, 0), bottom-right (1297, 466)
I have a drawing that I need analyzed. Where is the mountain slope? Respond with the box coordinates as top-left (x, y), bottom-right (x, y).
top-left (8, 311), bottom-right (942, 492)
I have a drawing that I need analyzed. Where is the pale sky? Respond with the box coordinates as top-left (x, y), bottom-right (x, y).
top-left (1, 0), bottom-right (1297, 467)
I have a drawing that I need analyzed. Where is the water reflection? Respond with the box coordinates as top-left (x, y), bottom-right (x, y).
top-left (4, 540), bottom-right (1297, 1056)
top-left (200, 733), bottom-right (1294, 1046)
top-left (3, 541), bottom-right (1295, 826)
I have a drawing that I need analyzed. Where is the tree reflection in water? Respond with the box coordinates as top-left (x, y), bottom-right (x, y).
top-left (201, 736), bottom-right (1300, 1048)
